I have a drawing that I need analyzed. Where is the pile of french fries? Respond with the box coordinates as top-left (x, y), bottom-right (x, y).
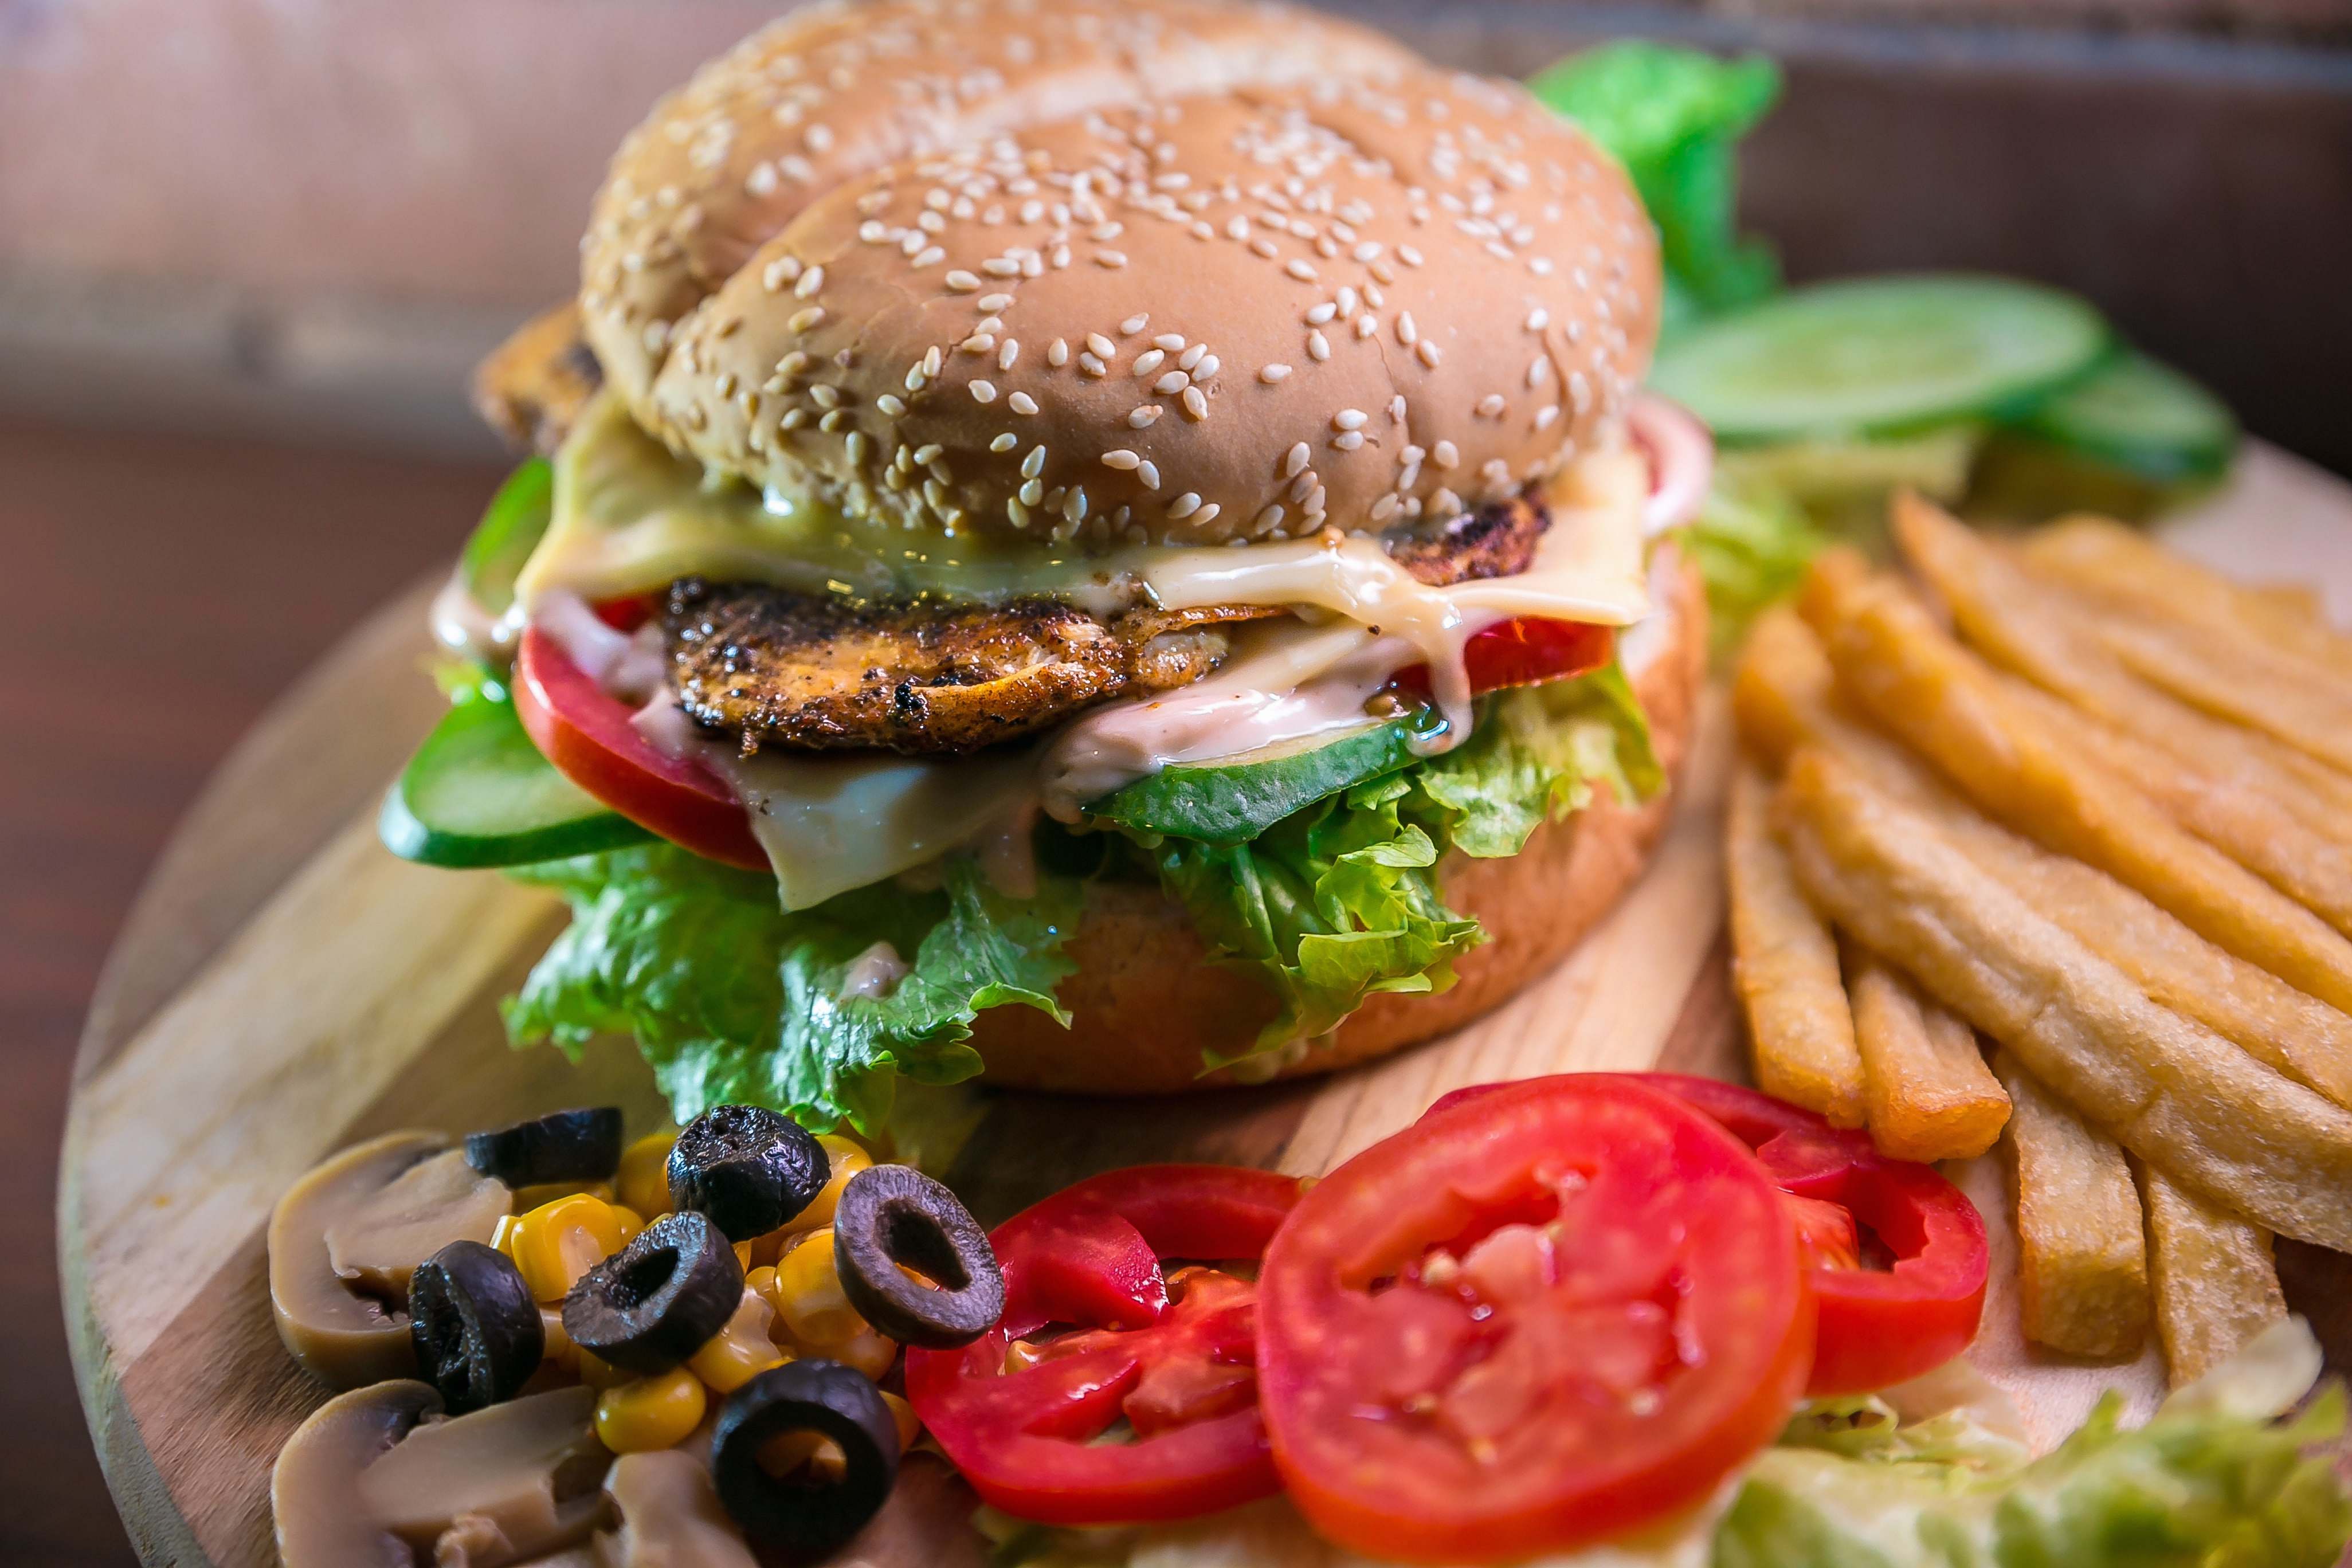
top-left (1728, 496), bottom-right (2352, 1384)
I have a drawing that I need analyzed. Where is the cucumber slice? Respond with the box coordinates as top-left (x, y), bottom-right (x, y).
top-left (2014, 351), bottom-right (2237, 484)
top-left (381, 684), bottom-right (650, 868)
top-left (1649, 275), bottom-right (2110, 444)
top-left (460, 459), bottom-right (555, 616)
top-left (1088, 709), bottom-right (1444, 846)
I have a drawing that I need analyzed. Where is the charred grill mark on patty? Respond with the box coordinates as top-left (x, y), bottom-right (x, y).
top-left (660, 492), bottom-right (1550, 755)
top-left (473, 301), bottom-right (603, 454)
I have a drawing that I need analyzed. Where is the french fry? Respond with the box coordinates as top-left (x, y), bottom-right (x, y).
top-left (1734, 610), bottom-right (2352, 1111)
top-left (1893, 493), bottom-right (2352, 833)
top-left (2023, 513), bottom-right (2352, 683)
top-left (1843, 942), bottom-right (2009, 1162)
top-left (1726, 761), bottom-right (1867, 1127)
top-left (1992, 668), bottom-right (2352, 939)
top-left (1774, 746), bottom-right (2352, 1252)
top-left (1799, 551), bottom-right (2352, 1020)
top-left (2094, 610), bottom-right (2352, 778)
top-left (1991, 1049), bottom-right (2149, 1359)
top-left (2137, 1162), bottom-right (2286, 1387)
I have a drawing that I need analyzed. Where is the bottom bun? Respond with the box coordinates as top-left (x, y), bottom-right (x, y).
top-left (969, 549), bottom-right (1709, 1095)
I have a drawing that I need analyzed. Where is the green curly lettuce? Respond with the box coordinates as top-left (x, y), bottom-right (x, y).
top-left (1526, 41), bottom-right (1783, 319)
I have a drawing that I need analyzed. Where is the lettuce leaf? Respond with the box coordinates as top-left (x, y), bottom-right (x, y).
top-left (1677, 478), bottom-right (1824, 660)
top-left (1526, 41), bottom-right (1782, 317)
top-left (504, 844), bottom-right (1079, 1133)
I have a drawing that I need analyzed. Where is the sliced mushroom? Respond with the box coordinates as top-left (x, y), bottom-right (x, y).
top-left (594, 1450), bottom-right (759, 1568)
top-left (275, 1382), bottom-right (613, 1568)
top-left (271, 1132), bottom-right (514, 1387)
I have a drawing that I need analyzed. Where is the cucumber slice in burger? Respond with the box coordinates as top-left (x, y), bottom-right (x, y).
top-left (2013, 351), bottom-right (2238, 484)
top-left (460, 458), bottom-right (555, 616)
top-left (1649, 274), bottom-right (2110, 444)
top-left (1088, 708), bottom-right (1446, 847)
top-left (381, 682), bottom-right (651, 867)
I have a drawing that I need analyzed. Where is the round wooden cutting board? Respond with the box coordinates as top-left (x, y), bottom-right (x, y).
top-left (60, 445), bottom-right (2352, 1566)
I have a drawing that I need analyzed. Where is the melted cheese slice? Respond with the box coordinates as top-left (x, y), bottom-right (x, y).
top-left (523, 393), bottom-right (1653, 905)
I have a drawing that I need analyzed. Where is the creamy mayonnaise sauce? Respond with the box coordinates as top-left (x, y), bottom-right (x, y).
top-left (838, 942), bottom-right (910, 1000)
top-left (430, 570), bottom-right (521, 665)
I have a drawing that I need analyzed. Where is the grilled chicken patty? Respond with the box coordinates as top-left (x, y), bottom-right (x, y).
top-left (662, 493), bottom-right (1549, 755)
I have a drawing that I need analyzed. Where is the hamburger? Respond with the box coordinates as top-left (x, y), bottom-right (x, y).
top-left (401, 0), bottom-right (1712, 1131)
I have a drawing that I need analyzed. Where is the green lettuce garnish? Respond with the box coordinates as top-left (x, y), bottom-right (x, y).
top-left (504, 846), bottom-right (1079, 1134)
top-left (1526, 41), bottom-right (1783, 319)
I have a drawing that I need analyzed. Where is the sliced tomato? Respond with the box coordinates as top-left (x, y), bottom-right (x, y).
top-left (1389, 617), bottom-right (1615, 703)
top-left (510, 626), bottom-right (766, 871)
top-left (1428, 1074), bottom-right (1989, 1397)
top-left (904, 1165), bottom-right (1305, 1526)
top-left (1261, 1077), bottom-right (1813, 1563)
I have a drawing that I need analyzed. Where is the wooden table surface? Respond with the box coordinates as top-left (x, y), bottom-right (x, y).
top-left (4, 414), bottom-right (504, 1566)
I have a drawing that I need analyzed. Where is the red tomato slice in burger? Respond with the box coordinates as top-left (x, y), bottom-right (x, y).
top-left (904, 1165), bottom-right (1304, 1526)
top-left (511, 626), bottom-right (767, 871)
top-left (1259, 1077), bottom-right (1813, 1563)
top-left (1428, 1074), bottom-right (1989, 1397)
top-left (1391, 617), bottom-right (1616, 703)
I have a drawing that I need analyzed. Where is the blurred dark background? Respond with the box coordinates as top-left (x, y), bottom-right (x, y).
top-left (3, 0), bottom-right (2347, 1561)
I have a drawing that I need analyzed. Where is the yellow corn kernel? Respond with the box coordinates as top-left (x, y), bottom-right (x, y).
top-left (512, 1178), bottom-right (617, 1211)
top-left (507, 1194), bottom-right (628, 1302)
top-left (617, 1131), bottom-right (678, 1220)
top-left (824, 1325), bottom-right (899, 1382)
top-left (734, 1241), bottom-right (757, 1275)
top-left (799, 1135), bottom-right (873, 1232)
top-left (577, 1348), bottom-right (630, 1391)
top-left (759, 1430), bottom-right (848, 1481)
top-left (689, 1289), bottom-right (789, 1394)
top-left (539, 1306), bottom-right (579, 1375)
top-left (595, 1367), bottom-right (707, 1453)
top-left (880, 1390), bottom-right (922, 1453)
top-left (771, 1229), bottom-right (867, 1346)
top-left (610, 1205), bottom-right (646, 1247)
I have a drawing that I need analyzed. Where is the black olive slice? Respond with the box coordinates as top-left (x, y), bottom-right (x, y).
top-left (562, 1211), bottom-right (743, 1375)
top-left (667, 1105), bottom-right (826, 1242)
top-left (710, 1359), bottom-right (899, 1561)
top-left (464, 1107), bottom-right (624, 1188)
top-left (832, 1165), bottom-right (1004, 1349)
top-left (408, 1240), bottom-right (545, 1413)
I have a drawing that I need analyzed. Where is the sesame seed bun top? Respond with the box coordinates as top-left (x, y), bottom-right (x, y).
top-left (581, 0), bottom-right (1660, 548)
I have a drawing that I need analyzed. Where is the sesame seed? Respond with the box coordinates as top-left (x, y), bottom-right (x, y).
top-left (1332, 430), bottom-right (1365, 452)
top-left (1020, 479), bottom-right (1045, 506)
top-left (1153, 333), bottom-right (1186, 351)
top-left (1168, 492), bottom-right (1202, 518)
top-left (819, 409), bottom-right (846, 433)
top-left (1120, 314), bottom-right (1150, 335)
top-left (1390, 395), bottom-right (1406, 421)
top-left (1285, 442), bottom-right (1311, 477)
top-left (1008, 497), bottom-right (1031, 529)
top-left (1259, 364), bottom-right (1293, 383)
top-left (971, 381), bottom-right (998, 403)
top-left (1336, 287), bottom-right (1358, 316)
top-left (1356, 315), bottom-right (1377, 338)
top-left (1433, 487), bottom-right (1462, 516)
top-left (912, 245), bottom-right (946, 268)
top-left (1284, 259), bottom-right (1318, 283)
top-left (1194, 355), bottom-right (1219, 380)
top-left (1087, 332), bottom-right (1117, 360)
top-left (779, 351), bottom-right (812, 376)
top-left (1307, 303), bottom-right (1336, 326)
top-left (978, 293), bottom-right (1014, 312)
top-left (1397, 312), bottom-right (1418, 345)
top-left (944, 270), bottom-right (982, 292)
top-left (795, 265), bottom-right (826, 299)
top-left (1433, 441), bottom-right (1460, 468)
top-left (1535, 404), bottom-right (1560, 430)
top-left (1353, 242), bottom-right (1382, 262)
top-left (845, 430), bottom-right (867, 464)
top-left (877, 393), bottom-right (906, 417)
top-left (922, 346), bottom-right (943, 377)
top-left (904, 364), bottom-right (927, 393)
top-left (1525, 308), bottom-right (1549, 332)
top-left (1095, 250), bottom-right (1128, 268)
top-left (790, 307), bottom-right (826, 332)
top-left (961, 334), bottom-right (995, 355)
top-left (1048, 339), bottom-right (1069, 367)
top-left (1288, 469), bottom-right (1318, 502)
top-left (1177, 344), bottom-right (1206, 371)
top-left (1256, 504), bottom-right (1286, 531)
top-left (1064, 488), bottom-right (1088, 523)
top-left (1080, 352), bottom-right (1108, 377)
top-left (810, 383), bottom-right (841, 410)
top-left (1021, 445), bottom-right (1046, 479)
top-left (1371, 493), bottom-right (1401, 520)
top-left (913, 444), bottom-right (943, 465)
top-left (1249, 237), bottom-right (1279, 259)
top-left (990, 432), bottom-right (1018, 453)
top-left (1398, 245), bottom-right (1425, 267)
top-left (1129, 406), bottom-right (1163, 428)
top-left (1103, 449), bottom-right (1142, 471)
top-left (1416, 340), bottom-right (1443, 369)
top-left (1009, 391), bottom-right (1040, 415)
top-left (1307, 331), bottom-right (1331, 361)
top-left (1131, 349), bottom-right (1167, 378)
top-left (1194, 503), bottom-right (1221, 525)
top-left (781, 407), bottom-right (807, 430)
top-left (1051, 245), bottom-right (1072, 268)
top-left (1182, 386), bottom-right (1208, 420)
top-left (1154, 371), bottom-right (1190, 394)
top-left (982, 257), bottom-right (1022, 277)
top-left (1137, 461), bottom-right (1161, 490)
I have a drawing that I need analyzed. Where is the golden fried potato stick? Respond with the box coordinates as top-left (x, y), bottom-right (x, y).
top-left (2024, 514), bottom-right (2352, 683)
top-left (1734, 607), bottom-right (2352, 1110)
top-left (1893, 494), bottom-right (2352, 832)
top-left (1774, 746), bottom-right (2352, 1252)
top-left (2094, 611), bottom-right (2352, 778)
top-left (1990, 1049), bottom-right (2150, 1359)
top-left (1843, 942), bottom-right (2009, 1162)
top-left (1726, 760), bottom-right (1867, 1127)
top-left (2136, 1161), bottom-right (2286, 1387)
top-left (1990, 668), bottom-right (2352, 940)
top-left (1799, 551), bottom-right (2352, 1020)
